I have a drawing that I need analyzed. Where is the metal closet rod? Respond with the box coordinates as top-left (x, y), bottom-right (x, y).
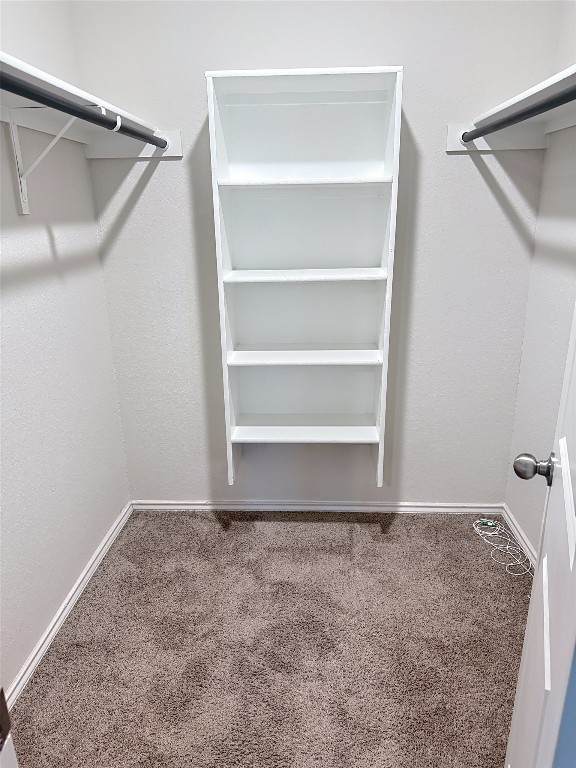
top-left (461, 82), bottom-right (576, 143)
top-left (0, 70), bottom-right (168, 149)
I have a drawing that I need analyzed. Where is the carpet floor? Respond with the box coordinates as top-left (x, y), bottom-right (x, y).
top-left (12, 512), bottom-right (531, 768)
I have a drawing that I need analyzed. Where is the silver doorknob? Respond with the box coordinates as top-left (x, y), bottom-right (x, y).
top-left (513, 452), bottom-right (555, 486)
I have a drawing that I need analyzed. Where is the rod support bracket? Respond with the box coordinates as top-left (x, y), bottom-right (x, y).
top-left (446, 123), bottom-right (548, 153)
top-left (8, 108), bottom-right (77, 214)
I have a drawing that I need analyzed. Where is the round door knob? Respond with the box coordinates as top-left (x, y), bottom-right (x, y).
top-left (513, 452), bottom-right (555, 485)
top-left (514, 453), bottom-right (539, 480)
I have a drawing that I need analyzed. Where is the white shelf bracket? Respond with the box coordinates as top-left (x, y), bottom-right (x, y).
top-left (446, 123), bottom-right (548, 152)
top-left (446, 66), bottom-right (576, 153)
top-left (8, 109), bottom-right (77, 214)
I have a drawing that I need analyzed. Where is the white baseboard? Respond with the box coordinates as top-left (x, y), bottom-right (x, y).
top-left (501, 502), bottom-right (538, 565)
top-left (131, 499), bottom-right (506, 515)
top-left (8, 497), bottom-right (533, 710)
top-left (6, 501), bottom-right (133, 709)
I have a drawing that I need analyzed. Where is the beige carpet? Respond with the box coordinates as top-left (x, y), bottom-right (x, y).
top-left (12, 512), bottom-right (531, 767)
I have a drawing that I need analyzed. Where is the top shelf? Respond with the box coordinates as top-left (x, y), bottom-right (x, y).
top-left (0, 51), bottom-right (181, 158)
top-left (206, 66), bottom-right (402, 78)
top-left (447, 65), bottom-right (576, 152)
top-left (473, 65), bottom-right (576, 134)
top-left (208, 68), bottom-right (401, 180)
top-left (0, 51), bottom-right (156, 140)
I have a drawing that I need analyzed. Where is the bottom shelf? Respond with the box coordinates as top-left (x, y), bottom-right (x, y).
top-left (231, 414), bottom-right (379, 444)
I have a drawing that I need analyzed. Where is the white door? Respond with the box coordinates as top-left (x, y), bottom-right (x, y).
top-left (506, 301), bottom-right (576, 768)
top-left (0, 737), bottom-right (20, 768)
top-left (0, 688), bottom-right (19, 768)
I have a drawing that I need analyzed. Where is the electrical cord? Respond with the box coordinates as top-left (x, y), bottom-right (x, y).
top-left (473, 518), bottom-right (533, 577)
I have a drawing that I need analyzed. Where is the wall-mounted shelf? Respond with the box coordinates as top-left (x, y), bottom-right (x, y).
top-left (0, 51), bottom-right (182, 157)
top-left (223, 268), bottom-right (388, 283)
top-left (1, 51), bottom-right (182, 213)
top-left (447, 65), bottom-right (576, 152)
top-left (207, 66), bottom-right (403, 486)
top-left (232, 423), bottom-right (380, 444)
top-left (227, 349), bottom-right (383, 366)
top-left (218, 174), bottom-right (394, 186)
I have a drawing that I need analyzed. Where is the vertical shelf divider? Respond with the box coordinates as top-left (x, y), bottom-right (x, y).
top-left (206, 81), bottom-right (236, 483)
top-left (376, 72), bottom-right (403, 487)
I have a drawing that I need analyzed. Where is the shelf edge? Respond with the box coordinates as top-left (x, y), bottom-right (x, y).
top-left (227, 352), bottom-right (384, 366)
top-left (217, 176), bottom-right (394, 187)
top-left (223, 269), bottom-right (388, 284)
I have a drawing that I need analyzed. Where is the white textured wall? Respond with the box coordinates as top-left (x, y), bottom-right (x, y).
top-left (556, 0), bottom-right (576, 71)
top-left (0, 4), bottom-right (130, 690)
top-left (74, 0), bottom-right (558, 503)
top-left (0, 0), bottom-right (80, 81)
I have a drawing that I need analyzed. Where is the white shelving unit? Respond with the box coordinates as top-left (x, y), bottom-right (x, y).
top-left (206, 67), bottom-right (403, 485)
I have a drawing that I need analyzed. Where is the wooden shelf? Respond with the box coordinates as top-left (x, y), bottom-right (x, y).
top-left (228, 349), bottom-right (383, 366)
top-left (232, 424), bottom-right (380, 444)
top-left (219, 181), bottom-right (391, 272)
top-left (206, 66), bottom-right (402, 78)
top-left (218, 175), bottom-right (393, 187)
top-left (223, 268), bottom-right (387, 283)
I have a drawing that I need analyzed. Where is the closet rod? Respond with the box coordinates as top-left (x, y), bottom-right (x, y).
top-left (461, 82), bottom-right (576, 143)
top-left (0, 71), bottom-right (168, 149)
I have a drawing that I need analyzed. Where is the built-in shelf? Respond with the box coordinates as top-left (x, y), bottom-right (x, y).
top-left (447, 64), bottom-right (576, 152)
top-left (0, 51), bottom-right (182, 158)
top-left (207, 66), bottom-right (403, 484)
top-left (228, 349), bottom-right (383, 366)
top-left (218, 175), bottom-right (393, 187)
top-left (226, 280), bottom-right (385, 350)
top-left (219, 182), bottom-right (391, 272)
top-left (223, 268), bottom-right (388, 283)
top-left (232, 424), bottom-right (380, 444)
